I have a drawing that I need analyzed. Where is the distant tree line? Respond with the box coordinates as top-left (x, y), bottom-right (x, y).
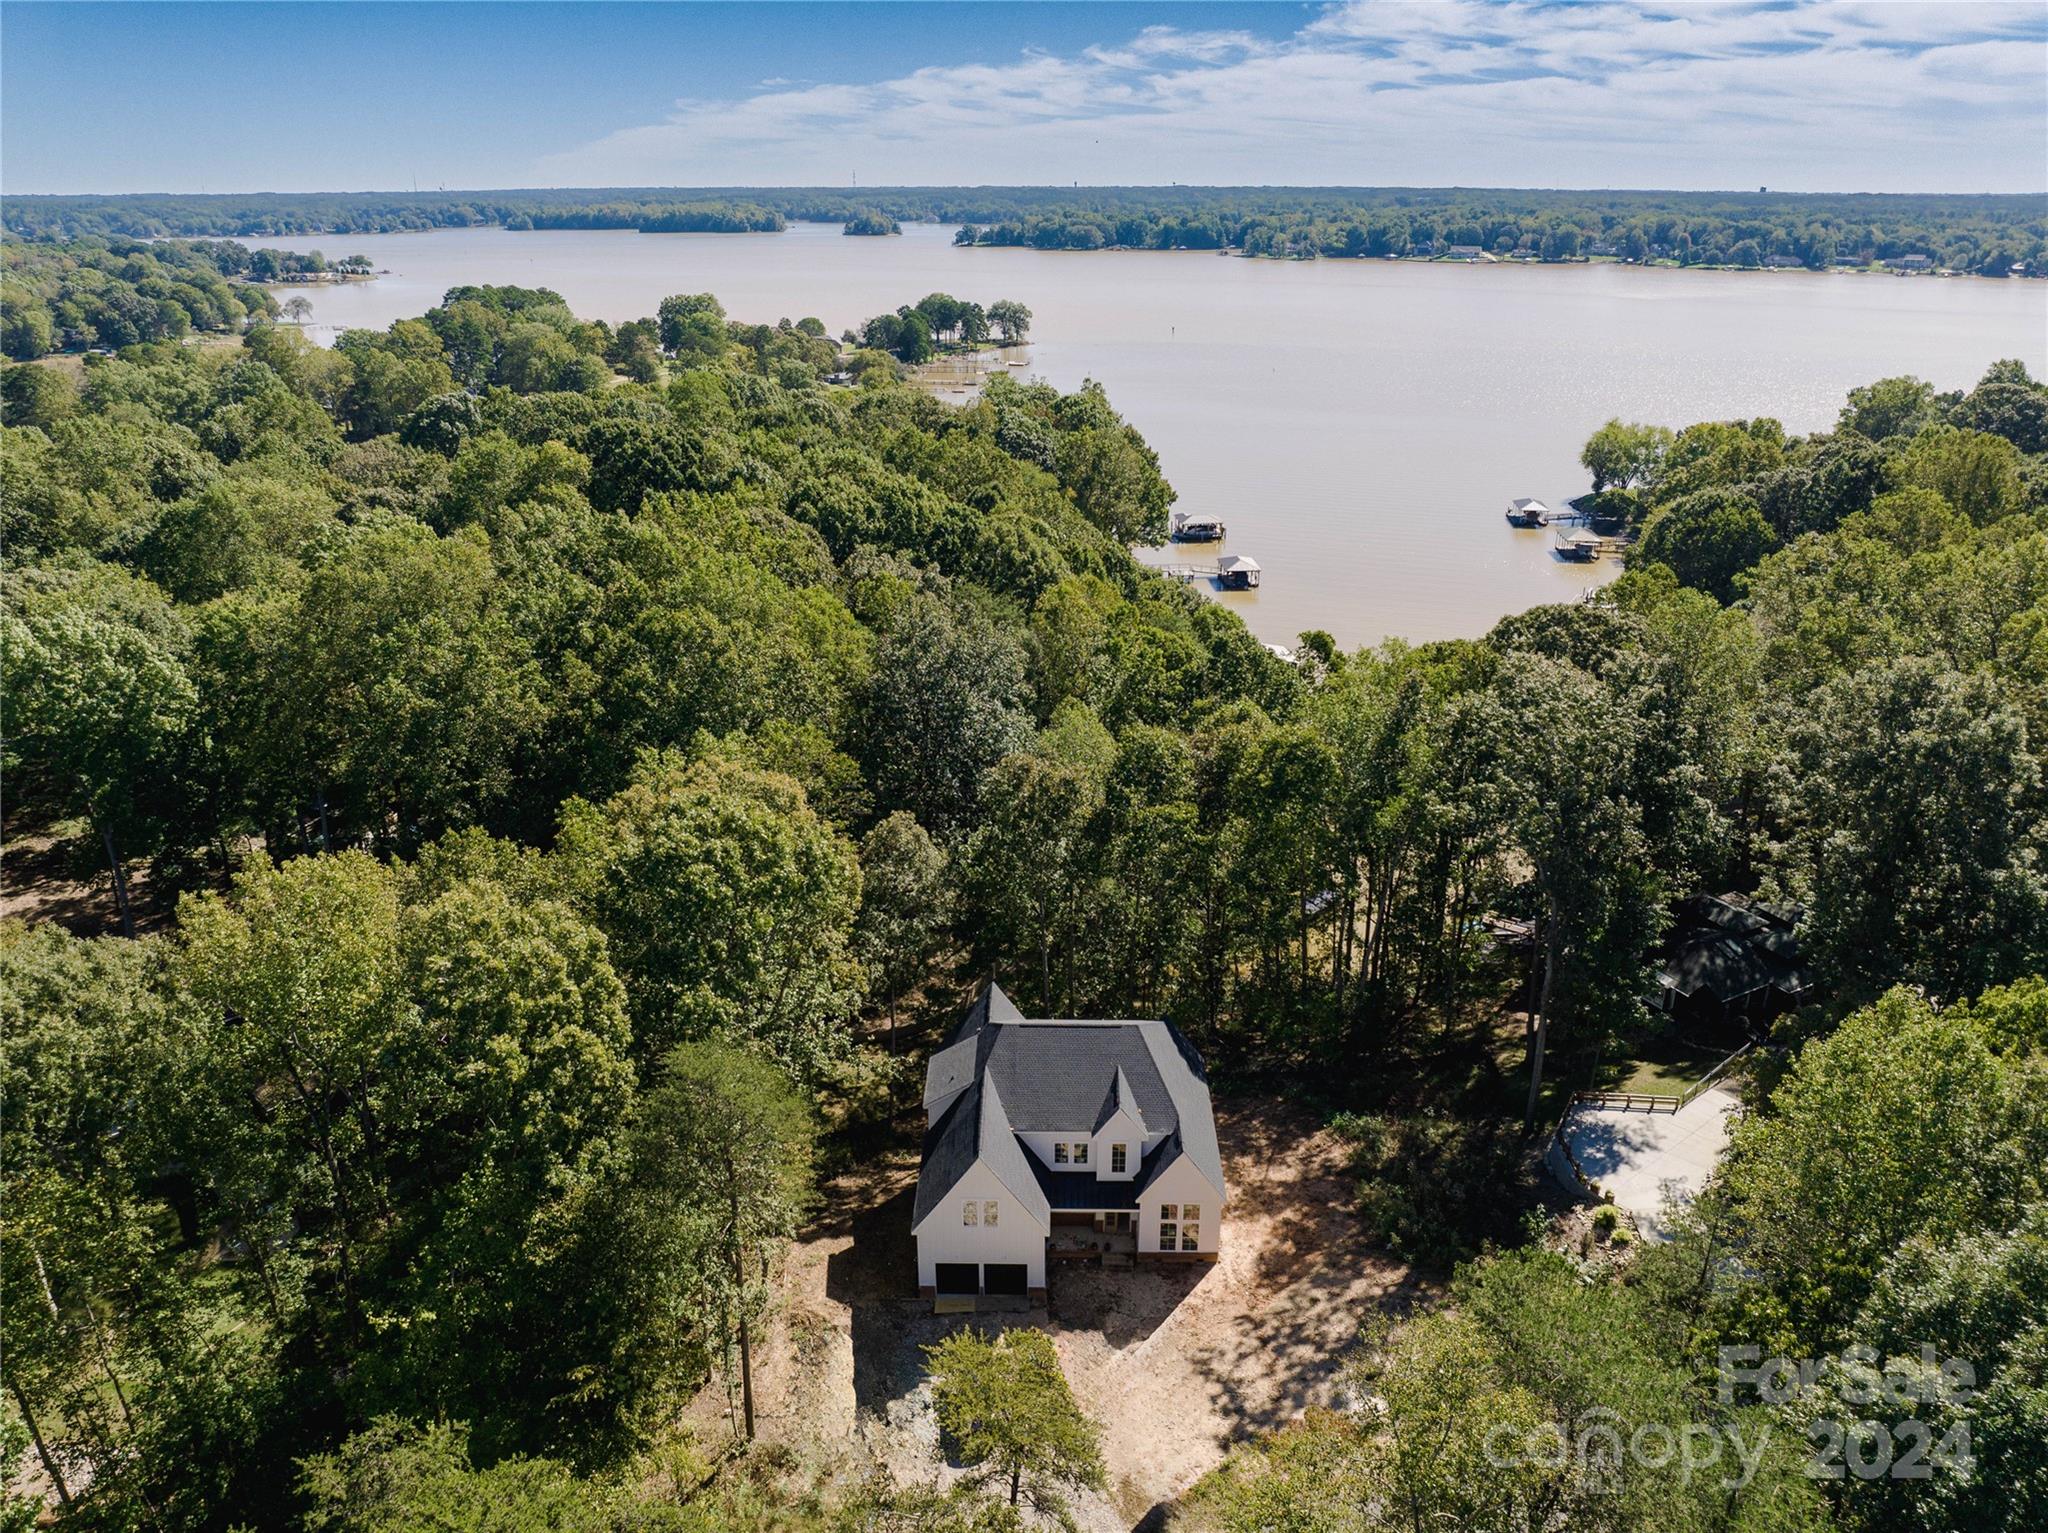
top-left (950, 188), bottom-right (2046, 275)
top-left (8, 185), bottom-right (2040, 274)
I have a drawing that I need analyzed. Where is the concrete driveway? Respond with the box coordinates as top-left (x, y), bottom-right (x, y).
top-left (1554, 1086), bottom-right (1738, 1240)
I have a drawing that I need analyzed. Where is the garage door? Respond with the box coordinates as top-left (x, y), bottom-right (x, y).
top-left (935, 1263), bottom-right (979, 1295)
top-left (982, 1263), bottom-right (1028, 1296)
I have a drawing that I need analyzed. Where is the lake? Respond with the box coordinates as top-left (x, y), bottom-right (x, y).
top-left (261, 222), bottom-right (2046, 649)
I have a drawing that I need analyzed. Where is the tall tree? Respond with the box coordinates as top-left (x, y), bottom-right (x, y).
top-left (2, 566), bottom-right (197, 934)
top-left (619, 1041), bottom-right (814, 1441)
top-left (856, 812), bottom-right (952, 1058)
top-left (925, 1328), bottom-right (1106, 1519)
top-left (553, 751), bottom-right (862, 1081)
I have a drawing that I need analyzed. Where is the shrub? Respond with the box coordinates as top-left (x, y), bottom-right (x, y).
top-left (1335, 1110), bottom-right (1532, 1267)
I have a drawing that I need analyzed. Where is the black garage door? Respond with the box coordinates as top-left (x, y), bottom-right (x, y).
top-left (935, 1263), bottom-right (979, 1295)
top-left (982, 1263), bottom-right (1028, 1296)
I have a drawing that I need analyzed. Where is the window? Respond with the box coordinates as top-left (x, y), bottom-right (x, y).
top-left (984, 1200), bottom-right (999, 1227)
top-left (1159, 1219), bottom-right (1178, 1251)
top-left (1160, 1204), bottom-right (1178, 1220)
top-left (1183, 1204), bottom-right (1200, 1223)
top-left (1073, 1143), bottom-right (1088, 1165)
top-left (1111, 1143), bottom-right (1127, 1174)
top-left (1053, 1143), bottom-right (1070, 1165)
top-left (962, 1201), bottom-right (978, 1226)
top-left (1182, 1224), bottom-right (1200, 1251)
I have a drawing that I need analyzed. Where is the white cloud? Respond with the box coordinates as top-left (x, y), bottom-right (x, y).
top-left (535, 2), bottom-right (2048, 191)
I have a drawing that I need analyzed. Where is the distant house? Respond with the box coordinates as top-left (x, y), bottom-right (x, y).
top-left (1445, 244), bottom-right (1488, 261)
top-left (1885, 254), bottom-right (1934, 271)
top-left (914, 985), bottom-right (1226, 1302)
top-left (1650, 894), bottom-right (1815, 1029)
top-left (1763, 255), bottom-right (1803, 269)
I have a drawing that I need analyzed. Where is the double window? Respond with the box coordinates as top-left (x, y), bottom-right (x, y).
top-left (1159, 1202), bottom-right (1201, 1251)
top-left (1052, 1141), bottom-right (1091, 1166)
top-left (963, 1199), bottom-right (998, 1226)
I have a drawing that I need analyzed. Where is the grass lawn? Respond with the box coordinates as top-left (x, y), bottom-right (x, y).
top-left (1599, 1028), bottom-right (1740, 1098)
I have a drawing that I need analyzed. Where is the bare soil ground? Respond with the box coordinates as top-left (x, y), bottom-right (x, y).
top-left (0, 825), bottom-right (160, 937)
top-left (691, 1097), bottom-right (1423, 1531)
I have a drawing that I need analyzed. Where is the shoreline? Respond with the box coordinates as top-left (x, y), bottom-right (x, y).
top-left (51, 221), bottom-right (2043, 282)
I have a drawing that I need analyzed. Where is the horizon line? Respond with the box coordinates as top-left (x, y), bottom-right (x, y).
top-left (12, 181), bottom-right (2047, 202)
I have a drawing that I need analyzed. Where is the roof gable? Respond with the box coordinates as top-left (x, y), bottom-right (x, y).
top-left (1092, 1065), bottom-right (1147, 1135)
top-left (912, 1072), bottom-right (1050, 1229)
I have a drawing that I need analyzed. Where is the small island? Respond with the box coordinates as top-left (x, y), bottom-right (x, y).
top-left (841, 209), bottom-right (901, 237)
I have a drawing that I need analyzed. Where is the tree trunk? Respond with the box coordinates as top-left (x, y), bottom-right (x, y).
top-left (101, 821), bottom-right (135, 938)
top-left (726, 1174), bottom-right (755, 1440)
top-left (6, 1380), bottom-right (71, 1510)
top-left (1010, 1462), bottom-right (1021, 1506)
top-left (1523, 894), bottom-right (1561, 1131)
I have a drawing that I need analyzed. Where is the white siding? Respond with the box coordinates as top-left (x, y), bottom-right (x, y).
top-left (1018, 1128), bottom-right (1164, 1179)
top-left (1140, 1154), bottom-right (1225, 1256)
top-left (1091, 1107), bottom-right (1146, 1181)
top-left (913, 1160), bottom-right (1048, 1291)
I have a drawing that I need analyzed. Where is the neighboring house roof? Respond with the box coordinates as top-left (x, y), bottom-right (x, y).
top-left (913, 1072), bottom-right (1051, 1229)
top-left (1656, 894), bottom-right (1815, 1002)
top-left (917, 987), bottom-right (1227, 1218)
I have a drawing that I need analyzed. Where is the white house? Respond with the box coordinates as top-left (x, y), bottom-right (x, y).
top-left (913, 984), bottom-right (1228, 1301)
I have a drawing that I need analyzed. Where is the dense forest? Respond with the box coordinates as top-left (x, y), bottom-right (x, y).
top-left (2, 263), bottom-right (2045, 1530)
top-left (7, 185), bottom-right (2042, 273)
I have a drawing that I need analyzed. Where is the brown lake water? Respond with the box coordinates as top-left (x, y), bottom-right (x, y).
top-left (263, 221), bottom-right (2047, 649)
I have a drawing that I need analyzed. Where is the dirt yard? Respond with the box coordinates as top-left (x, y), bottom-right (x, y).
top-left (694, 1097), bottom-right (1421, 1530)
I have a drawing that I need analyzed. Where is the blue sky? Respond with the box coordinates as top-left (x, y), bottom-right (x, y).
top-left (5, 2), bottom-right (2045, 195)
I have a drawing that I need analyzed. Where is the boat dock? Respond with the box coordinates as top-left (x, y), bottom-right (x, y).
top-left (1159, 553), bottom-right (1262, 589)
top-left (1506, 493), bottom-right (1632, 560)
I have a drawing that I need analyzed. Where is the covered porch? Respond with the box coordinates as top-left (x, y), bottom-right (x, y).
top-left (1048, 1210), bottom-right (1138, 1267)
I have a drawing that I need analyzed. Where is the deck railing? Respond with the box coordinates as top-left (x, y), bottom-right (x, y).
top-left (1570, 1041), bottom-right (1755, 1115)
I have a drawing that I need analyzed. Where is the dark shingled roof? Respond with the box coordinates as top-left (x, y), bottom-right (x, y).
top-left (981, 1025), bottom-right (1181, 1133)
top-left (1657, 894), bottom-right (1815, 1002)
top-left (917, 987), bottom-right (1226, 1220)
top-left (913, 1073), bottom-right (1051, 1228)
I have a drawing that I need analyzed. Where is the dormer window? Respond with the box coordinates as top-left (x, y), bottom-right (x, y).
top-left (1111, 1144), bottom-right (1127, 1173)
top-left (1054, 1143), bottom-right (1070, 1165)
top-left (1073, 1143), bottom-right (1088, 1165)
